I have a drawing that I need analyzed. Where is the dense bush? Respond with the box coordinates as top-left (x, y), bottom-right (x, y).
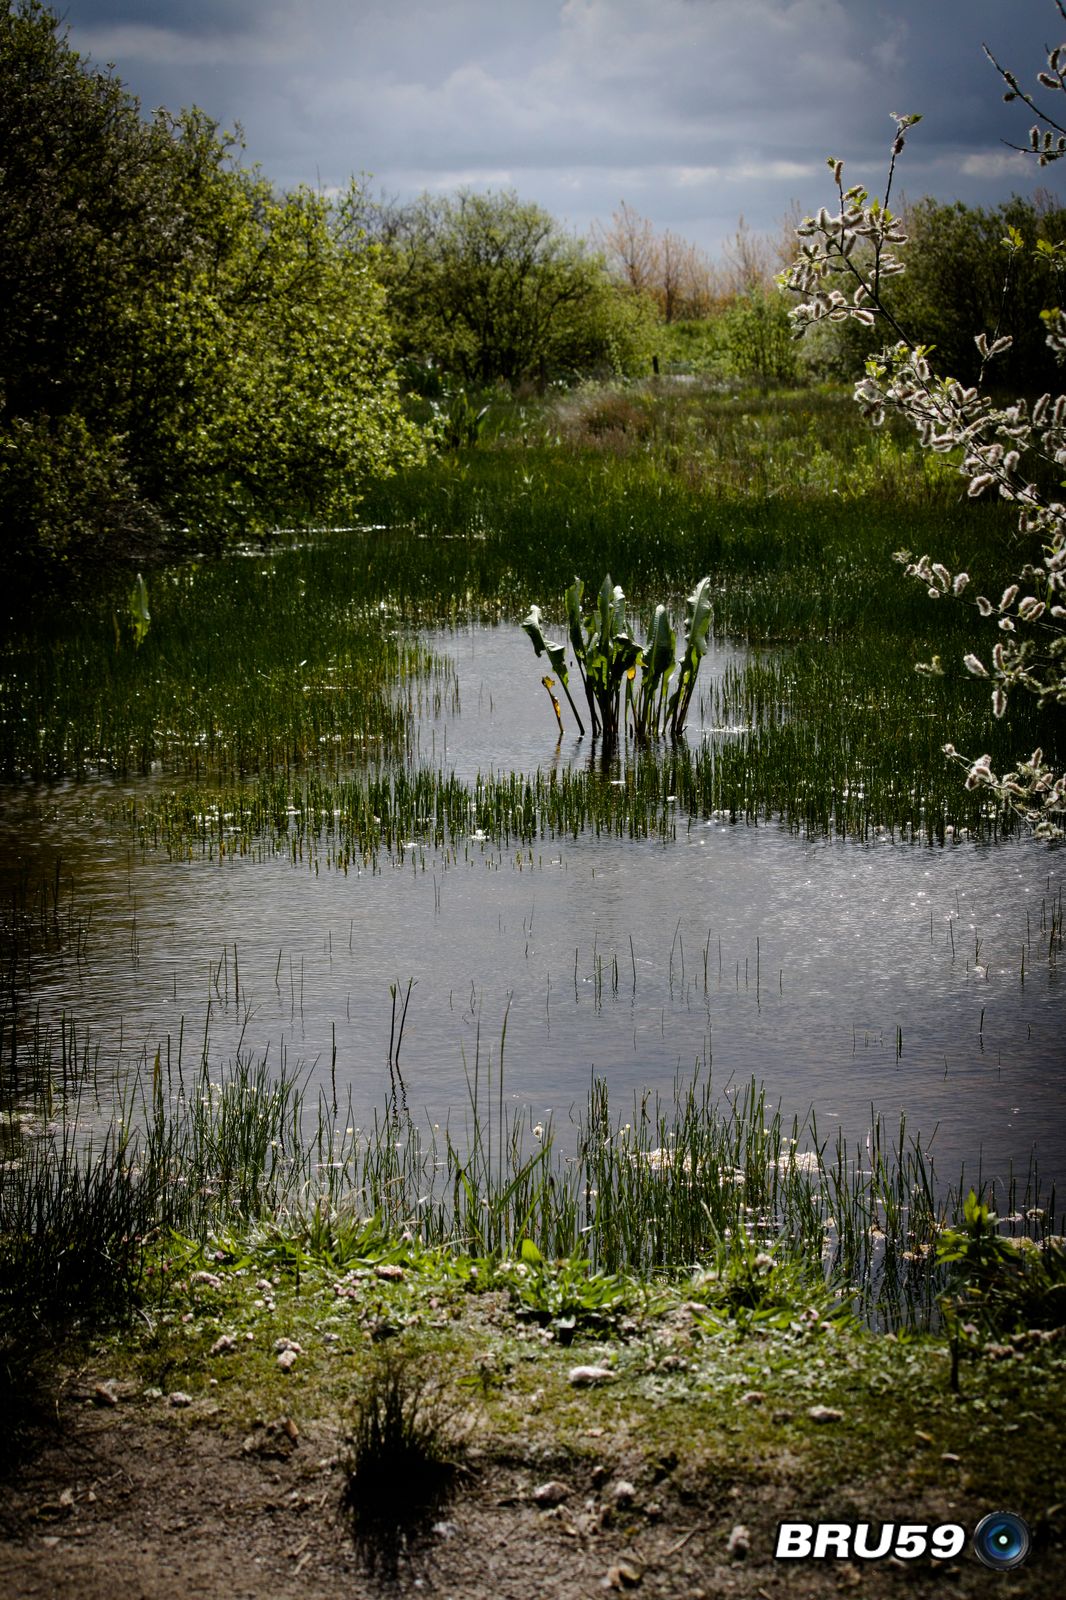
top-left (792, 195), bottom-right (1066, 389)
top-left (358, 188), bottom-right (658, 389)
top-left (0, 1), bottom-right (422, 570)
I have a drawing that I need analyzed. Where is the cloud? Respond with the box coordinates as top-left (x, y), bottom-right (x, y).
top-left (72, 23), bottom-right (285, 67)
top-left (410, 168), bottom-right (518, 192)
top-left (666, 161), bottom-right (819, 190)
top-left (959, 150), bottom-right (1033, 179)
top-left (58, 0), bottom-right (1065, 255)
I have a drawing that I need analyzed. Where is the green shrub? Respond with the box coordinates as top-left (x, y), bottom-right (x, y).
top-left (0, 3), bottom-right (422, 567)
top-left (938, 1189), bottom-right (1066, 1336)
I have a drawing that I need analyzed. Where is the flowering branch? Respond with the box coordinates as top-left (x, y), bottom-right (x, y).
top-left (985, 0), bottom-right (1066, 165)
top-left (778, 18), bottom-right (1066, 838)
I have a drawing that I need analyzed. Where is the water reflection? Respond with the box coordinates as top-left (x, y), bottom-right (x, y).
top-left (0, 624), bottom-right (1062, 1198)
top-left (408, 623), bottom-right (752, 780)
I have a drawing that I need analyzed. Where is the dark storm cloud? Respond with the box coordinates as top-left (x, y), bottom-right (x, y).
top-left (55, 0), bottom-right (1064, 253)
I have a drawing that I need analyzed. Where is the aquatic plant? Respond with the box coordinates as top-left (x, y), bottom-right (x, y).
top-left (431, 384), bottom-right (491, 451)
top-left (522, 573), bottom-right (712, 744)
top-left (937, 1187), bottom-right (1066, 1337)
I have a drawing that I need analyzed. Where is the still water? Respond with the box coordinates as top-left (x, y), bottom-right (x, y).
top-left (2, 623), bottom-right (1063, 1192)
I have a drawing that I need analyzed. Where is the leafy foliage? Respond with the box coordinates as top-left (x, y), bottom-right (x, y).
top-left (496, 1240), bottom-right (632, 1342)
top-left (359, 188), bottom-right (657, 388)
top-left (523, 574), bottom-right (712, 743)
top-left (937, 1189), bottom-right (1066, 1335)
top-left (721, 288), bottom-right (801, 386)
top-left (0, 1), bottom-right (422, 569)
top-left (795, 195), bottom-right (1066, 387)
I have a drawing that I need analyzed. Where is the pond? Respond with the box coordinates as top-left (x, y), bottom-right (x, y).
top-left (3, 617), bottom-right (1061, 1203)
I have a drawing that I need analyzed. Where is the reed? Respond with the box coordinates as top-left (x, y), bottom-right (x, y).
top-left (2, 1022), bottom-right (1055, 1339)
top-left (0, 541), bottom-right (455, 781)
top-left (123, 673), bottom-right (1052, 873)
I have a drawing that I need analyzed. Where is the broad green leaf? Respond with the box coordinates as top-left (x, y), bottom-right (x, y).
top-left (522, 605), bottom-right (569, 680)
top-left (595, 573), bottom-right (615, 651)
top-left (643, 604), bottom-right (676, 686)
top-left (684, 577), bottom-right (714, 657)
top-left (564, 577), bottom-right (587, 662)
top-left (668, 576), bottom-right (713, 735)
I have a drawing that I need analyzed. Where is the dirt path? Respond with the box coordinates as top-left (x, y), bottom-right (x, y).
top-left (2, 1402), bottom-right (1061, 1600)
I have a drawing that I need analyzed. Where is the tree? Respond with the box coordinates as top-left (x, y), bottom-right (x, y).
top-left (888, 195), bottom-right (1066, 390)
top-left (118, 117), bottom-right (423, 532)
top-left (780, 9), bottom-right (1066, 837)
top-left (365, 189), bottom-right (656, 387)
top-left (720, 215), bottom-right (785, 299)
top-left (720, 289), bottom-right (800, 387)
top-left (593, 202), bottom-right (721, 321)
top-left (0, 0), bottom-right (181, 561)
top-left (0, 1), bottom-right (421, 569)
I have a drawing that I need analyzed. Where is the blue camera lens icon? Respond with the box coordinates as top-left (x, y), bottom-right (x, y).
top-left (972, 1511), bottom-right (1031, 1570)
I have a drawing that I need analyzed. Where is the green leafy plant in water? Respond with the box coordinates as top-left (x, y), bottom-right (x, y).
top-left (580, 574), bottom-right (643, 743)
top-left (129, 572), bottom-right (151, 648)
top-left (522, 573), bottom-right (711, 744)
top-left (112, 571), bottom-right (151, 652)
top-left (520, 602), bottom-right (588, 734)
top-left (432, 385), bottom-right (491, 451)
top-left (664, 574), bottom-right (713, 736)
top-left (635, 602), bottom-right (676, 739)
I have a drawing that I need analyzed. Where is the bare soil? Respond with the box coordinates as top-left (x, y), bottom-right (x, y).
top-left (1, 1398), bottom-right (1061, 1600)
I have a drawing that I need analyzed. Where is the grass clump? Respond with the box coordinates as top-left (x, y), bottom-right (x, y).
top-left (0, 1119), bottom-right (152, 1467)
top-left (4, 1032), bottom-right (1057, 1350)
top-left (340, 1342), bottom-right (466, 1573)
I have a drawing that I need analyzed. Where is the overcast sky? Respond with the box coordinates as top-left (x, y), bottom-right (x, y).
top-left (57, 0), bottom-right (1065, 257)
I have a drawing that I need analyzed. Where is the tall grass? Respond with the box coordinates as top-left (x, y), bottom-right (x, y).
top-left (0, 1117), bottom-right (151, 1334)
top-left (2, 1026), bottom-right (1056, 1341)
top-left (127, 687), bottom-right (1042, 870)
top-left (0, 545), bottom-right (456, 780)
top-left (3, 383), bottom-right (1058, 842)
